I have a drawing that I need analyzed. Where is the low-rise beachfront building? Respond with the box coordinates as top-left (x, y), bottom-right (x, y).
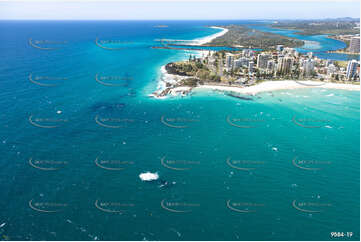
top-left (327, 64), bottom-right (337, 76)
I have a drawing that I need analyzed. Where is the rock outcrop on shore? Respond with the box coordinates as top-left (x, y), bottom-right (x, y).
top-left (165, 63), bottom-right (192, 76)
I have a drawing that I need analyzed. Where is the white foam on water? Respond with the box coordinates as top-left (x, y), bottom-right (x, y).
top-left (326, 93), bottom-right (334, 97)
top-left (139, 172), bottom-right (159, 181)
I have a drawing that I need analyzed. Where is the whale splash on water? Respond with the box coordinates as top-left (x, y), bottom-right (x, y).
top-left (139, 172), bottom-right (175, 188)
top-left (139, 172), bottom-right (159, 181)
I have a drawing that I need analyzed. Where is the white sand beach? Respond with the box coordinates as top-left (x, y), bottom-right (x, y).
top-left (195, 80), bottom-right (360, 95)
top-left (193, 26), bottom-right (229, 45)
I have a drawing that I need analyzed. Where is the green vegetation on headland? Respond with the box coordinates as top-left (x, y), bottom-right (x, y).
top-left (205, 25), bottom-right (304, 50)
top-left (165, 60), bottom-right (220, 87)
top-left (180, 78), bottom-right (203, 87)
top-left (271, 19), bottom-right (360, 35)
top-left (165, 61), bottom-right (204, 77)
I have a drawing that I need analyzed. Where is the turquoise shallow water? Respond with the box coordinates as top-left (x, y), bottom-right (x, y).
top-left (0, 21), bottom-right (359, 241)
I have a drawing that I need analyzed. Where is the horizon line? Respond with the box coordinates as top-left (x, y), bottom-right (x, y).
top-left (0, 17), bottom-right (359, 21)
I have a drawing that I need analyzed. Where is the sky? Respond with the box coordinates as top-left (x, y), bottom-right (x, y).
top-left (0, 0), bottom-right (359, 20)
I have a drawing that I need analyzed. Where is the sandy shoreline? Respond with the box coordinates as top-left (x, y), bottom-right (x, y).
top-left (193, 26), bottom-right (229, 45)
top-left (195, 80), bottom-right (360, 95)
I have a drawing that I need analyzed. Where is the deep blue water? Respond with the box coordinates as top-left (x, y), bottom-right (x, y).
top-left (0, 21), bottom-right (359, 241)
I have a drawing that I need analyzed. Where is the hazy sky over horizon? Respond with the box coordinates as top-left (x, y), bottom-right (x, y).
top-left (0, 0), bottom-right (359, 20)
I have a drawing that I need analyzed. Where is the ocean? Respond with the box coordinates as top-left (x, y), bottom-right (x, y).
top-left (0, 20), bottom-right (359, 241)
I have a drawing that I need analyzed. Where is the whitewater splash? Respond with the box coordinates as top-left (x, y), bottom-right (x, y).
top-left (139, 172), bottom-right (159, 181)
